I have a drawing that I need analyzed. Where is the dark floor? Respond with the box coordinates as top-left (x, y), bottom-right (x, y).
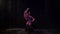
top-left (0, 28), bottom-right (57, 34)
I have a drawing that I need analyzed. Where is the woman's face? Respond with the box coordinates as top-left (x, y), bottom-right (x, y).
top-left (24, 11), bottom-right (30, 18)
top-left (26, 13), bottom-right (29, 16)
top-left (25, 12), bottom-right (30, 17)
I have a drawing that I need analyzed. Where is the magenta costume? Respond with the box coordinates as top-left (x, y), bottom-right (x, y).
top-left (27, 16), bottom-right (32, 26)
top-left (25, 16), bottom-right (32, 32)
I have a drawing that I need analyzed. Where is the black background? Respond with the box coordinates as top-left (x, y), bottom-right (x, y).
top-left (0, 0), bottom-right (60, 30)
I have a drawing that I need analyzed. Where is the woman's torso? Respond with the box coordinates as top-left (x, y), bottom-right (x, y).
top-left (26, 16), bottom-right (32, 26)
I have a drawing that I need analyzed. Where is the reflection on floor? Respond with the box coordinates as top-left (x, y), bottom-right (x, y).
top-left (0, 28), bottom-right (56, 34)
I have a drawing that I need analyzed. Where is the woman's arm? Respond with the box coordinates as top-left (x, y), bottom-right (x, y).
top-left (30, 16), bottom-right (35, 22)
top-left (24, 8), bottom-right (29, 14)
top-left (24, 8), bottom-right (29, 20)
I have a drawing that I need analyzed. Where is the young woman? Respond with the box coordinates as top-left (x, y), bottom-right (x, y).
top-left (24, 8), bottom-right (35, 32)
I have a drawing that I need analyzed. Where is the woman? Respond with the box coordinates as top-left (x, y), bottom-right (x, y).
top-left (24, 8), bottom-right (35, 32)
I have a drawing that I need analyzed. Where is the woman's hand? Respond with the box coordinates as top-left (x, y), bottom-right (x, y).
top-left (24, 8), bottom-right (29, 13)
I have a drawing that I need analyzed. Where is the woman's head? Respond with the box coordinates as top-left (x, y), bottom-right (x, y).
top-left (25, 11), bottom-right (30, 17)
top-left (27, 11), bottom-right (30, 14)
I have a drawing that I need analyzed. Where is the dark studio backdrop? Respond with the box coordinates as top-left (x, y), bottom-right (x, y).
top-left (0, 0), bottom-right (60, 30)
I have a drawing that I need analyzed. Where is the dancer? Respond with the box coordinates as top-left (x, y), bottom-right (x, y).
top-left (24, 8), bottom-right (35, 33)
